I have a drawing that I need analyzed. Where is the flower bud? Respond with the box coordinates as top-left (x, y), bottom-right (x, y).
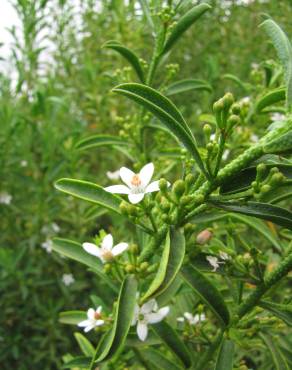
top-left (104, 264), bottom-right (111, 273)
top-left (125, 264), bottom-right (135, 273)
top-left (180, 195), bottom-right (193, 206)
top-left (260, 184), bottom-right (271, 193)
top-left (203, 124), bottom-right (212, 136)
top-left (161, 198), bottom-right (171, 213)
top-left (196, 229), bottom-right (212, 245)
top-left (119, 201), bottom-right (129, 215)
top-left (172, 180), bottom-right (186, 197)
top-left (270, 172), bottom-right (284, 186)
top-left (231, 103), bottom-right (241, 115)
top-left (223, 92), bottom-right (234, 109)
top-left (256, 163), bottom-right (267, 179)
top-left (185, 173), bottom-right (196, 186)
top-left (129, 243), bottom-right (139, 254)
top-left (140, 262), bottom-right (149, 271)
top-left (227, 114), bottom-right (240, 128)
top-left (213, 99), bottom-right (224, 113)
top-left (159, 178), bottom-right (168, 192)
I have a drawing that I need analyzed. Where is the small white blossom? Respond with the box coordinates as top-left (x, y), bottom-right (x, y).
top-left (105, 162), bottom-right (166, 204)
top-left (219, 251), bottom-right (230, 260)
top-left (51, 222), bottom-right (60, 233)
top-left (78, 307), bottom-right (104, 333)
top-left (20, 160), bottom-right (28, 167)
top-left (83, 234), bottom-right (128, 263)
top-left (222, 149), bottom-right (230, 161)
top-left (177, 312), bottom-right (206, 325)
top-left (210, 133), bottom-right (216, 141)
top-left (41, 240), bottom-right (53, 253)
top-left (206, 256), bottom-right (221, 272)
top-left (241, 96), bottom-right (251, 105)
top-left (62, 273), bottom-right (75, 286)
top-left (106, 170), bottom-right (120, 180)
top-left (271, 113), bottom-right (285, 122)
top-left (0, 192), bottom-right (12, 205)
top-left (131, 299), bottom-right (169, 341)
top-left (251, 134), bottom-right (259, 143)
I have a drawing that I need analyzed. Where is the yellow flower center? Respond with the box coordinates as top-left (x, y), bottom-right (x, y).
top-left (131, 174), bottom-right (142, 187)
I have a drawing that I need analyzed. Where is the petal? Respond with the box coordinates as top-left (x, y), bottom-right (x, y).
top-left (146, 306), bottom-right (169, 324)
top-left (102, 234), bottom-right (113, 250)
top-left (95, 319), bottom-right (104, 327)
top-left (84, 324), bottom-right (95, 333)
top-left (120, 167), bottom-right (135, 187)
top-left (137, 321), bottom-right (148, 341)
top-left (145, 180), bottom-right (160, 193)
top-left (87, 308), bottom-right (95, 319)
top-left (112, 242), bottom-right (128, 256)
top-left (78, 319), bottom-right (92, 327)
top-left (139, 163), bottom-right (154, 187)
top-left (128, 193), bottom-right (144, 204)
top-left (141, 299), bottom-right (157, 314)
top-left (184, 312), bottom-right (193, 322)
top-left (131, 304), bottom-right (140, 326)
top-left (83, 243), bottom-right (102, 258)
top-left (177, 317), bottom-right (185, 322)
top-left (104, 185), bottom-right (130, 194)
top-left (96, 306), bottom-right (102, 314)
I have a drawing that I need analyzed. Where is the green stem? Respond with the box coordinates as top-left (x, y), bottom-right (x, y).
top-left (213, 133), bottom-right (226, 176)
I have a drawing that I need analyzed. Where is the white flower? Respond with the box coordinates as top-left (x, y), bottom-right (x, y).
top-left (104, 162), bottom-right (163, 204)
top-left (78, 307), bottom-right (104, 333)
top-left (131, 299), bottom-right (169, 341)
top-left (177, 312), bottom-right (206, 325)
top-left (106, 170), bottom-right (120, 180)
top-left (210, 133), bottom-right (216, 141)
top-left (222, 149), bottom-right (230, 161)
top-left (83, 234), bottom-right (128, 263)
top-left (241, 96), bottom-right (250, 105)
top-left (206, 256), bottom-right (222, 272)
top-left (0, 192), bottom-right (12, 205)
top-left (51, 222), bottom-right (60, 233)
top-left (251, 134), bottom-right (259, 143)
top-left (41, 240), bottom-right (53, 253)
top-left (62, 273), bottom-right (75, 286)
top-left (20, 160), bottom-right (28, 167)
top-left (219, 251), bottom-right (230, 260)
top-left (271, 113), bottom-right (285, 122)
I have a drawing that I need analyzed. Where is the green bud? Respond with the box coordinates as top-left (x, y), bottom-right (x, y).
top-left (260, 184), bottom-right (271, 193)
top-left (125, 264), bottom-right (135, 273)
top-left (104, 264), bottom-right (111, 273)
top-left (159, 178), bottom-right (168, 192)
top-left (180, 195), bottom-right (193, 206)
top-left (257, 163), bottom-right (266, 176)
top-left (213, 99), bottom-right (224, 113)
top-left (129, 244), bottom-right (139, 254)
top-left (161, 198), bottom-right (171, 212)
top-left (270, 172), bottom-right (284, 186)
top-left (140, 262), bottom-right (149, 271)
top-left (172, 180), bottom-right (186, 197)
top-left (223, 92), bottom-right (234, 109)
top-left (227, 114), bottom-right (240, 128)
top-left (203, 124), bottom-right (212, 136)
top-left (270, 167), bottom-right (279, 175)
top-left (231, 103), bottom-right (241, 115)
top-left (119, 201), bottom-right (129, 215)
top-left (185, 173), bottom-right (196, 186)
top-left (206, 142), bottom-right (214, 152)
top-left (193, 194), bottom-right (204, 205)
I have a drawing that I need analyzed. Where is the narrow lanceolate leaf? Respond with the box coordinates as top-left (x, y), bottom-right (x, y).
top-left (222, 74), bottom-right (249, 92)
top-left (113, 83), bottom-right (208, 178)
top-left (165, 79), bottom-right (212, 96)
top-left (215, 339), bottom-right (235, 370)
top-left (260, 19), bottom-right (292, 110)
top-left (255, 87), bottom-right (286, 113)
top-left (59, 311), bottom-right (87, 325)
top-left (260, 301), bottom-right (292, 326)
top-left (142, 348), bottom-right (183, 370)
top-left (74, 333), bottom-right (95, 357)
top-left (55, 178), bottom-right (122, 214)
top-left (260, 333), bottom-right (290, 370)
top-left (62, 356), bottom-right (91, 369)
top-left (75, 134), bottom-right (130, 151)
top-left (210, 200), bottom-right (292, 230)
top-left (263, 130), bottom-right (292, 154)
top-left (163, 3), bottom-right (211, 54)
top-left (103, 41), bottom-right (145, 83)
top-left (52, 238), bottom-right (118, 291)
top-left (92, 275), bottom-right (137, 365)
top-left (153, 321), bottom-right (192, 368)
top-left (181, 265), bottom-right (230, 326)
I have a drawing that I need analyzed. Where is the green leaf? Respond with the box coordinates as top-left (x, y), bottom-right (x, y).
top-left (103, 41), bottom-right (145, 83)
top-left (165, 79), bottom-right (212, 96)
top-left (153, 321), bottom-right (192, 368)
top-left (91, 275), bottom-right (138, 365)
top-left (222, 74), bottom-right (249, 92)
top-left (260, 333), bottom-right (290, 370)
top-left (142, 348), bottom-right (183, 370)
top-left (261, 19), bottom-right (292, 110)
top-left (163, 3), bottom-right (211, 54)
top-left (142, 228), bottom-right (185, 302)
top-left (260, 301), bottom-right (292, 326)
top-left (209, 200), bottom-right (292, 230)
top-left (215, 339), bottom-right (235, 370)
top-left (62, 356), bottom-right (91, 369)
top-left (59, 311), bottom-right (87, 325)
top-left (74, 333), bottom-right (95, 357)
top-left (255, 87), bottom-right (286, 113)
top-left (52, 238), bottom-right (118, 292)
top-left (55, 178), bottom-right (122, 214)
top-left (181, 265), bottom-right (230, 326)
top-left (263, 129), bottom-right (292, 154)
top-left (113, 83), bottom-right (208, 178)
top-left (75, 134), bottom-right (130, 151)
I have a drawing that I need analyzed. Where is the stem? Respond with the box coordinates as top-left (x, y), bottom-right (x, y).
top-left (213, 133), bottom-right (226, 176)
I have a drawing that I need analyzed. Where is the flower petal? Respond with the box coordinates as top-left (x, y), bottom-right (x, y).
top-left (84, 324), bottom-right (95, 333)
top-left (112, 242), bottom-right (128, 256)
top-left (145, 180), bottom-right (160, 193)
top-left (147, 306), bottom-right (169, 324)
top-left (177, 317), bottom-right (185, 322)
top-left (102, 234), bottom-right (113, 251)
top-left (141, 299), bottom-right (157, 314)
top-left (131, 304), bottom-right (140, 326)
top-left (128, 193), bottom-right (144, 204)
top-left (104, 185), bottom-right (130, 194)
top-left (95, 319), bottom-right (105, 327)
top-left (183, 312), bottom-right (193, 322)
top-left (83, 243), bottom-right (102, 258)
top-left (137, 321), bottom-right (148, 341)
top-left (87, 308), bottom-right (95, 319)
top-left (78, 319), bottom-right (92, 327)
top-left (120, 167), bottom-right (135, 187)
top-left (96, 306), bottom-right (102, 314)
top-left (139, 163), bottom-right (154, 187)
